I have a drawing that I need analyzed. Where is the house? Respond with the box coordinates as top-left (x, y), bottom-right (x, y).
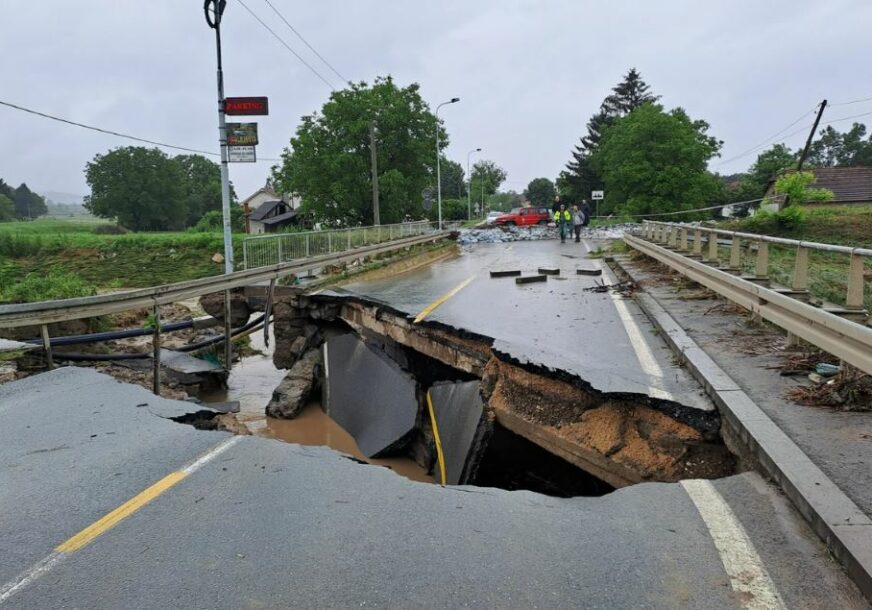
top-left (239, 186), bottom-right (304, 233)
top-left (248, 200), bottom-right (299, 234)
top-left (763, 166), bottom-right (872, 209)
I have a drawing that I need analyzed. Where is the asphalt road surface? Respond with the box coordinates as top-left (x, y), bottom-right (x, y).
top-left (0, 368), bottom-right (865, 608)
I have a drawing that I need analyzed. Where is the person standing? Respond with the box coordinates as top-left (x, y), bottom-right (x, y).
top-left (571, 205), bottom-right (584, 243)
top-left (580, 199), bottom-right (592, 227)
top-left (552, 195), bottom-right (562, 215)
top-left (554, 203), bottom-right (571, 243)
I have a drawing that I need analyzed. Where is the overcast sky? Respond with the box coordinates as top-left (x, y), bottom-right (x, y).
top-left (2, 0), bottom-right (872, 202)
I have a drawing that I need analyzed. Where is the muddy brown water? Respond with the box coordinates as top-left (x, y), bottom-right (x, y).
top-left (202, 329), bottom-right (433, 484)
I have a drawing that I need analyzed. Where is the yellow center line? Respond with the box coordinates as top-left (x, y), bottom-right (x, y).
top-left (413, 276), bottom-right (476, 323)
top-left (56, 471), bottom-right (188, 553)
top-left (426, 391), bottom-right (448, 486)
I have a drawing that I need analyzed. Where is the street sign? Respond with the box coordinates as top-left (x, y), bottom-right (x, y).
top-left (228, 146), bottom-right (256, 163)
top-left (227, 122), bottom-right (258, 146)
top-left (224, 97), bottom-right (269, 116)
top-left (591, 190), bottom-right (604, 200)
top-left (422, 187), bottom-right (434, 211)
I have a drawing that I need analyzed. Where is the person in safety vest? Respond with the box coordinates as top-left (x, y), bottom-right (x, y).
top-left (554, 203), bottom-right (571, 243)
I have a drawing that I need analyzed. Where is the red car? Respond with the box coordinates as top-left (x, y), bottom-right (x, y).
top-left (494, 207), bottom-right (552, 227)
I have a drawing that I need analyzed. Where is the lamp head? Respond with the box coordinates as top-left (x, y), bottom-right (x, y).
top-left (450, 97), bottom-right (460, 103)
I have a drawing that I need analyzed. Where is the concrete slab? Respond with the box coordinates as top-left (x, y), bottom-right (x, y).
top-left (323, 333), bottom-right (419, 458)
top-left (429, 380), bottom-right (486, 485)
top-left (334, 240), bottom-right (714, 415)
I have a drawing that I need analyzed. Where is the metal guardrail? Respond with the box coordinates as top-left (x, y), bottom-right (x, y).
top-left (243, 221), bottom-right (441, 269)
top-left (625, 222), bottom-right (872, 376)
top-left (640, 220), bottom-right (870, 313)
top-left (0, 231), bottom-right (449, 330)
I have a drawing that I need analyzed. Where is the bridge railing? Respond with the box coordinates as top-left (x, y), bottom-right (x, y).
top-left (243, 221), bottom-right (453, 269)
top-left (640, 220), bottom-right (871, 315)
top-left (626, 220), bottom-right (872, 376)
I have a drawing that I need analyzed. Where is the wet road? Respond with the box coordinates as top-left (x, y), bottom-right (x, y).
top-left (335, 239), bottom-right (711, 411)
top-left (0, 368), bottom-right (865, 608)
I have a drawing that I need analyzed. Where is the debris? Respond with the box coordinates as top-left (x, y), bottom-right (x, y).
top-left (537, 267), bottom-right (560, 275)
top-left (583, 279), bottom-right (635, 297)
top-left (787, 367), bottom-right (872, 411)
top-left (266, 349), bottom-right (320, 419)
top-left (211, 253), bottom-right (224, 263)
top-left (515, 275), bottom-right (547, 285)
top-left (490, 270), bottom-right (522, 278)
top-left (808, 372), bottom-right (824, 384)
top-left (576, 268), bottom-right (603, 276)
top-left (816, 363), bottom-right (842, 377)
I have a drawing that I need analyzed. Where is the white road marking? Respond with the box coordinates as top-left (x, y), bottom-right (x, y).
top-left (181, 436), bottom-right (242, 475)
top-left (581, 240), bottom-right (672, 400)
top-left (0, 552), bottom-right (65, 604)
top-left (0, 436), bottom-right (243, 604)
top-left (681, 479), bottom-right (786, 609)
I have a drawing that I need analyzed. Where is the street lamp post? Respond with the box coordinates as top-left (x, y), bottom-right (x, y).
top-left (467, 147), bottom-right (481, 220)
top-left (435, 97), bottom-right (459, 230)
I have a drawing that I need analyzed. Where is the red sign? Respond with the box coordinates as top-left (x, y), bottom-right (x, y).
top-left (224, 97), bottom-right (269, 116)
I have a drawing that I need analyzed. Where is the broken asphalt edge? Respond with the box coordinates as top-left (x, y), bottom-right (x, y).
top-left (312, 290), bottom-right (721, 437)
top-left (611, 256), bottom-right (872, 602)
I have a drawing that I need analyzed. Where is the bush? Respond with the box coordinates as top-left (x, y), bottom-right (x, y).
top-left (189, 207), bottom-right (244, 233)
top-left (2, 269), bottom-right (97, 303)
top-left (745, 206), bottom-right (807, 234)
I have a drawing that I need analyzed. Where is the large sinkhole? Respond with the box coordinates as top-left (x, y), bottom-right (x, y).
top-left (257, 316), bottom-right (735, 498)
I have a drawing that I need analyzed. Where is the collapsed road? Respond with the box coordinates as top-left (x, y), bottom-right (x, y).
top-left (0, 236), bottom-right (868, 607)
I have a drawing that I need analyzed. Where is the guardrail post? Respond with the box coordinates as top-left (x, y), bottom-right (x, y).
top-left (705, 232), bottom-right (718, 263)
top-left (755, 241), bottom-right (769, 280)
top-left (224, 290), bottom-right (233, 372)
top-left (692, 229), bottom-right (702, 256)
top-left (363, 227), bottom-right (368, 244)
top-left (792, 246), bottom-right (809, 291)
top-left (847, 253), bottom-right (865, 310)
top-left (328, 232), bottom-right (333, 253)
top-left (277, 238), bottom-right (284, 264)
top-left (305, 235), bottom-right (310, 257)
top-left (347, 231), bottom-right (351, 251)
top-left (390, 225), bottom-right (394, 240)
top-left (40, 324), bottom-right (53, 371)
top-left (243, 241), bottom-right (248, 270)
top-left (729, 235), bottom-right (741, 273)
top-left (152, 303), bottom-right (161, 395)
top-left (679, 228), bottom-right (688, 251)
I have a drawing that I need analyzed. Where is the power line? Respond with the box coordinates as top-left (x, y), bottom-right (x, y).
top-left (714, 106), bottom-right (818, 167)
top-left (261, 0), bottom-right (348, 84)
top-left (0, 98), bottom-right (280, 162)
top-left (236, 0), bottom-right (337, 90)
top-left (829, 94), bottom-right (872, 107)
top-left (821, 109), bottom-right (872, 126)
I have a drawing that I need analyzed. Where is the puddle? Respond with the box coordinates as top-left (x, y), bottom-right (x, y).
top-left (263, 402), bottom-right (434, 484)
top-left (202, 327), bottom-right (433, 483)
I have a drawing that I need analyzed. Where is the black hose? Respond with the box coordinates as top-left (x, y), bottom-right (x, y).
top-left (24, 319), bottom-right (195, 347)
top-left (52, 314), bottom-right (268, 362)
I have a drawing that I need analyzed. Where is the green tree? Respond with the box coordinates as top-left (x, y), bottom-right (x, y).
top-left (524, 178), bottom-right (556, 206)
top-left (486, 190), bottom-right (523, 212)
top-left (0, 194), bottom-right (14, 221)
top-left (807, 123), bottom-right (872, 167)
top-left (439, 158), bottom-right (466, 199)
top-left (12, 183), bottom-right (47, 219)
top-left (272, 76), bottom-right (445, 225)
top-left (469, 160), bottom-right (507, 205)
top-left (84, 147), bottom-right (186, 231)
top-left (593, 104), bottom-right (722, 217)
top-left (560, 68), bottom-right (659, 201)
top-left (174, 154), bottom-right (234, 227)
top-left (744, 144), bottom-right (796, 196)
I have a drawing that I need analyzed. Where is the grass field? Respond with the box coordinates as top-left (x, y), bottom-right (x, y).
top-left (719, 205), bottom-right (872, 311)
top-left (0, 218), bottom-right (241, 303)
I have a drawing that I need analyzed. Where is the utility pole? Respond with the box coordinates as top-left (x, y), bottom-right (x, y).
top-left (204, 0), bottom-right (234, 371)
top-left (467, 147), bottom-right (480, 221)
top-left (370, 121), bottom-right (380, 225)
top-left (435, 97), bottom-right (459, 230)
top-left (783, 99), bottom-right (827, 210)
